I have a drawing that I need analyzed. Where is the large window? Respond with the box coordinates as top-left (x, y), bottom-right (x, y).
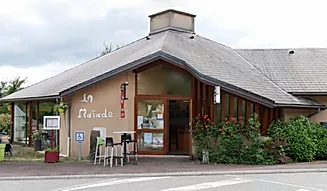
top-left (137, 65), bottom-right (192, 96)
top-left (13, 103), bottom-right (26, 143)
top-left (136, 100), bottom-right (165, 152)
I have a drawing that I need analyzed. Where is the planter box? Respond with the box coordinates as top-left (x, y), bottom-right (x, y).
top-left (34, 140), bottom-right (42, 151)
top-left (44, 151), bottom-right (59, 163)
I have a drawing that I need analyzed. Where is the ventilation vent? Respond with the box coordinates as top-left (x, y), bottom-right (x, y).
top-left (288, 50), bottom-right (295, 54)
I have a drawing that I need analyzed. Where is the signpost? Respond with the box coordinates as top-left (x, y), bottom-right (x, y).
top-left (74, 131), bottom-right (85, 161)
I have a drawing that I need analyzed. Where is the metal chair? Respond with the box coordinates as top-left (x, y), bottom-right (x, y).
top-left (121, 134), bottom-right (138, 162)
top-left (104, 137), bottom-right (123, 167)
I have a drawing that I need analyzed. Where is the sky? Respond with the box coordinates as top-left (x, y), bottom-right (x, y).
top-left (0, 0), bottom-right (326, 86)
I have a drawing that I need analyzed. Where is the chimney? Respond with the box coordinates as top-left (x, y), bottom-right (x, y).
top-left (148, 9), bottom-right (196, 34)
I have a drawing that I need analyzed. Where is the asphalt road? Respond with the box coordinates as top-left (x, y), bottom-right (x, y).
top-left (2, 172), bottom-right (327, 191)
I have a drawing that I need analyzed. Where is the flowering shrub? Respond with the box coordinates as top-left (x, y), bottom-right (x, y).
top-left (192, 113), bottom-right (275, 164)
top-left (0, 113), bottom-right (10, 134)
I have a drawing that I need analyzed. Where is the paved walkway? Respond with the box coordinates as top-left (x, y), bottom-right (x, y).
top-left (1, 157), bottom-right (327, 178)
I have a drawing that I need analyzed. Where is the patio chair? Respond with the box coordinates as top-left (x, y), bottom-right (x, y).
top-left (93, 137), bottom-right (106, 165)
top-left (104, 137), bottom-right (123, 167)
top-left (121, 134), bottom-right (138, 162)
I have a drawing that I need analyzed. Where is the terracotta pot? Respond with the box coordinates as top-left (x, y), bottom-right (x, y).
top-left (44, 151), bottom-right (59, 163)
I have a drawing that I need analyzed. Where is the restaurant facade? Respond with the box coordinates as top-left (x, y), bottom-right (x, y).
top-left (2, 9), bottom-right (327, 159)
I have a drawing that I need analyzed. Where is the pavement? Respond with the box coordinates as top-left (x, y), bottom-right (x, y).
top-left (2, 157), bottom-right (327, 180)
top-left (2, 172), bottom-right (327, 191)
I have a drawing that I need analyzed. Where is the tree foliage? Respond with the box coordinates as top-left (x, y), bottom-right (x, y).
top-left (0, 77), bottom-right (27, 133)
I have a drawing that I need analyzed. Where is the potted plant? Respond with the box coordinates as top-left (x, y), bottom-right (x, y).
top-left (32, 130), bottom-right (42, 151)
top-left (54, 102), bottom-right (68, 113)
top-left (44, 147), bottom-right (60, 163)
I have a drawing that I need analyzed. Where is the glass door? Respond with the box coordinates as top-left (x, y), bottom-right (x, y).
top-left (136, 99), bottom-right (166, 154)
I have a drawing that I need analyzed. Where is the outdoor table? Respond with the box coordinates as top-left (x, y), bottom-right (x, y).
top-left (113, 131), bottom-right (136, 165)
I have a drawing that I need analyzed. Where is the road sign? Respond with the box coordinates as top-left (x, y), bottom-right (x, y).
top-left (75, 131), bottom-right (85, 142)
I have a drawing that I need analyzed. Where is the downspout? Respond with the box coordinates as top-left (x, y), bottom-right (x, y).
top-left (307, 108), bottom-right (321, 118)
top-left (67, 102), bottom-right (72, 157)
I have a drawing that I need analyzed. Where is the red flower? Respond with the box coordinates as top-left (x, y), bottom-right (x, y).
top-left (205, 125), bottom-right (209, 129)
top-left (198, 113), bottom-right (201, 117)
top-left (204, 114), bottom-right (208, 119)
top-left (221, 127), bottom-right (225, 131)
top-left (241, 120), bottom-right (245, 123)
top-left (239, 116), bottom-right (243, 119)
top-left (231, 117), bottom-right (235, 121)
top-left (225, 121), bottom-right (229, 125)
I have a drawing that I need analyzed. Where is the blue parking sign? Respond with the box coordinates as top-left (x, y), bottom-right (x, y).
top-left (75, 131), bottom-right (85, 142)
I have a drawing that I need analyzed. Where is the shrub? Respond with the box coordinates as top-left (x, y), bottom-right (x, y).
top-left (0, 113), bottom-right (10, 134)
top-left (268, 116), bottom-right (318, 162)
top-left (192, 114), bottom-right (276, 165)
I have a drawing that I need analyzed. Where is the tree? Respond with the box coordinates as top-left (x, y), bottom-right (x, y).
top-left (0, 77), bottom-right (27, 133)
top-left (4, 77), bottom-right (27, 96)
top-left (101, 42), bottom-right (121, 56)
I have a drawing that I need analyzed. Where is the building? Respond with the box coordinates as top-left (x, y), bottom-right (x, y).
top-left (1, 9), bottom-right (327, 158)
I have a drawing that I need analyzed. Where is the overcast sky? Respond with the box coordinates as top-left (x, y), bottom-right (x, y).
top-left (0, 0), bottom-right (326, 86)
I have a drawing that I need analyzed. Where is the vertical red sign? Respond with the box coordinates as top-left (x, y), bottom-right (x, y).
top-left (120, 85), bottom-right (125, 118)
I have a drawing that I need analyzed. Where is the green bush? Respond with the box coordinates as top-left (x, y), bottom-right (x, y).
top-left (268, 116), bottom-right (322, 162)
top-left (193, 114), bottom-right (276, 165)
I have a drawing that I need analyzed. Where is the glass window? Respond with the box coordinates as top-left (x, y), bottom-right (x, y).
top-left (13, 103), bottom-right (26, 143)
top-left (137, 132), bottom-right (164, 151)
top-left (137, 65), bottom-right (192, 96)
top-left (137, 100), bottom-right (164, 130)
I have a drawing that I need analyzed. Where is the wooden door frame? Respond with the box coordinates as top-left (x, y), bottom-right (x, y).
top-left (134, 96), bottom-right (192, 155)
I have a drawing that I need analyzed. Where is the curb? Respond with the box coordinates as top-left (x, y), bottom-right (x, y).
top-left (2, 168), bottom-right (327, 181)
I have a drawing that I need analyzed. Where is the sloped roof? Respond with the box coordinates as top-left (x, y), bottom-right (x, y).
top-left (0, 29), bottom-right (323, 108)
top-left (236, 48), bottom-right (327, 94)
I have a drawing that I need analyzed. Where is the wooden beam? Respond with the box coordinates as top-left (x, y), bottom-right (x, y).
top-left (36, 102), bottom-right (39, 130)
top-left (262, 107), bottom-right (269, 136)
top-left (221, 91), bottom-right (227, 121)
top-left (197, 80), bottom-right (201, 115)
top-left (10, 103), bottom-right (14, 144)
top-left (28, 102), bottom-right (32, 146)
top-left (202, 83), bottom-right (207, 115)
top-left (238, 98), bottom-right (243, 119)
top-left (25, 103), bottom-right (28, 145)
top-left (209, 86), bottom-right (214, 120)
top-left (229, 94), bottom-right (235, 117)
top-left (246, 101), bottom-right (252, 121)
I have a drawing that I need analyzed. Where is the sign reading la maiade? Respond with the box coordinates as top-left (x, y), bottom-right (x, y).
top-left (77, 93), bottom-right (113, 119)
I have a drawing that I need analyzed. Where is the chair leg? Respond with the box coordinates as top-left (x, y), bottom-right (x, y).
top-left (110, 147), bottom-right (114, 168)
top-left (98, 146), bottom-right (101, 164)
top-left (103, 146), bottom-right (107, 167)
top-left (115, 146), bottom-right (118, 166)
top-left (135, 142), bottom-right (138, 161)
top-left (94, 144), bottom-right (98, 165)
top-left (120, 146), bottom-right (123, 166)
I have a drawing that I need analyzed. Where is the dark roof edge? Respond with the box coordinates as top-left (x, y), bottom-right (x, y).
top-left (274, 103), bottom-right (326, 109)
top-left (0, 95), bottom-right (59, 102)
top-left (149, 9), bottom-right (196, 18)
top-left (291, 92), bottom-right (327, 96)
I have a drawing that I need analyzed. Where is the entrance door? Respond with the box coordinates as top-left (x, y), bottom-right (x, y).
top-left (168, 100), bottom-right (190, 155)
